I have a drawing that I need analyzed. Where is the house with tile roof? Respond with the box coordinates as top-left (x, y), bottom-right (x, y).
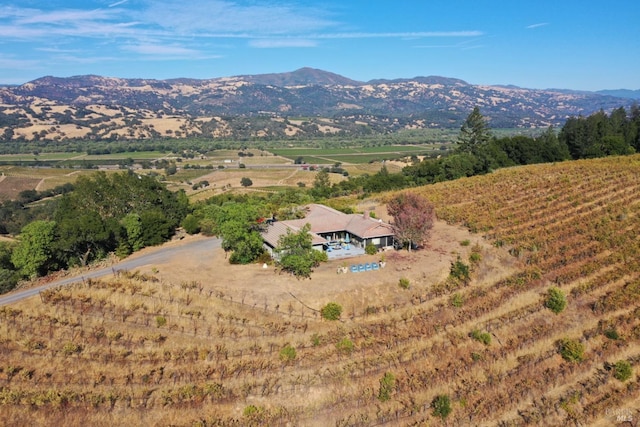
top-left (261, 204), bottom-right (395, 259)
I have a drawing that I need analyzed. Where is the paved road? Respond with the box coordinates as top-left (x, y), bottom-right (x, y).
top-left (0, 237), bottom-right (221, 307)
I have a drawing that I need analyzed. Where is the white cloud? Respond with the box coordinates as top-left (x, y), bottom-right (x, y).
top-left (122, 43), bottom-right (200, 56)
top-left (526, 23), bottom-right (549, 29)
top-left (141, 0), bottom-right (335, 35)
top-left (15, 9), bottom-right (119, 25)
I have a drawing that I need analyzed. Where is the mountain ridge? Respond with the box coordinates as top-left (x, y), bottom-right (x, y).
top-left (0, 68), bottom-right (637, 142)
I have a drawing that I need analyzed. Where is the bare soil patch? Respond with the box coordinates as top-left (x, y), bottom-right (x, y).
top-left (134, 220), bottom-right (516, 314)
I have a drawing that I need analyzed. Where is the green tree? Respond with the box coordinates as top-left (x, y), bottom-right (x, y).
top-left (387, 192), bottom-right (435, 251)
top-left (276, 223), bottom-right (327, 278)
top-left (56, 171), bottom-right (188, 261)
top-left (211, 201), bottom-right (266, 264)
top-left (55, 210), bottom-right (114, 267)
top-left (121, 213), bottom-right (145, 252)
top-left (181, 214), bottom-right (201, 235)
top-left (0, 242), bottom-right (18, 293)
top-left (240, 177), bottom-right (253, 187)
top-left (441, 152), bottom-right (479, 179)
top-left (11, 220), bottom-right (57, 277)
top-left (311, 169), bottom-right (331, 199)
top-left (457, 106), bottom-right (491, 154)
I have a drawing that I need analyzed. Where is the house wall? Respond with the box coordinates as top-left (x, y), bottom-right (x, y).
top-left (363, 235), bottom-right (394, 249)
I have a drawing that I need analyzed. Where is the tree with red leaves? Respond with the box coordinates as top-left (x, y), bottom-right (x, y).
top-left (387, 192), bottom-right (435, 251)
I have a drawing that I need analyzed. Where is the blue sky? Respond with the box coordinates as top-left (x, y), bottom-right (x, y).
top-left (1, 1), bottom-right (638, 90)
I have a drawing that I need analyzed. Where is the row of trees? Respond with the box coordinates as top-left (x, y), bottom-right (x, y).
top-left (311, 106), bottom-right (639, 197)
top-left (560, 106), bottom-right (640, 158)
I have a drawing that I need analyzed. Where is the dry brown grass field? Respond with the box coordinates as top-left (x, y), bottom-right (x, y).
top-left (0, 166), bottom-right (99, 200)
top-left (1, 155), bottom-right (639, 426)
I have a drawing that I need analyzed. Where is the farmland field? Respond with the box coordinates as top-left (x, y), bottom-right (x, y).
top-left (0, 154), bottom-right (639, 426)
top-left (271, 145), bottom-right (438, 164)
top-left (0, 153), bottom-right (80, 162)
top-left (0, 167), bottom-right (91, 199)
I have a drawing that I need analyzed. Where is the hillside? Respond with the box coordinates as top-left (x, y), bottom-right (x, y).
top-left (0, 155), bottom-right (638, 425)
top-left (0, 68), bottom-right (634, 142)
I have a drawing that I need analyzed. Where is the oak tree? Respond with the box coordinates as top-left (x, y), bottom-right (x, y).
top-left (11, 220), bottom-right (57, 277)
top-left (276, 223), bottom-right (327, 278)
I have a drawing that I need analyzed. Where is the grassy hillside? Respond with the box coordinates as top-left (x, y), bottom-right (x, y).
top-left (0, 155), bottom-right (639, 426)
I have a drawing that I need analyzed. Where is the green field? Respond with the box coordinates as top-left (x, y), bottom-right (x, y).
top-left (0, 151), bottom-right (171, 163)
top-left (271, 145), bottom-right (439, 164)
top-left (82, 151), bottom-right (168, 160)
top-left (0, 153), bottom-right (79, 162)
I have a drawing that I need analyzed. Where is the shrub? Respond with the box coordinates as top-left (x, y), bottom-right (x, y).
top-left (255, 251), bottom-right (273, 265)
top-left (450, 256), bottom-right (470, 281)
top-left (365, 243), bottom-right (378, 255)
top-left (377, 372), bottom-right (396, 402)
top-left (432, 394), bottom-right (452, 419)
top-left (336, 338), bottom-right (354, 355)
top-left (559, 338), bottom-right (585, 363)
top-left (279, 344), bottom-right (297, 364)
top-left (398, 277), bottom-right (411, 289)
top-left (469, 251), bottom-right (482, 264)
top-left (470, 329), bottom-right (491, 346)
top-left (155, 316), bottom-right (167, 328)
top-left (321, 302), bottom-right (342, 321)
top-left (613, 360), bottom-right (632, 382)
top-left (181, 214), bottom-right (200, 234)
top-left (460, 239), bottom-right (471, 246)
top-left (311, 333), bottom-right (322, 347)
top-left (603, 327), bottom-right (620, 340)
top-left (450, 293), bottom-right (464, 308)
top-left (62, 342), bottom-right (83, 356)
top-left (545, 286), bottom-right (567, 314)
top-left (243, 405), bottom-right (261, 417)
